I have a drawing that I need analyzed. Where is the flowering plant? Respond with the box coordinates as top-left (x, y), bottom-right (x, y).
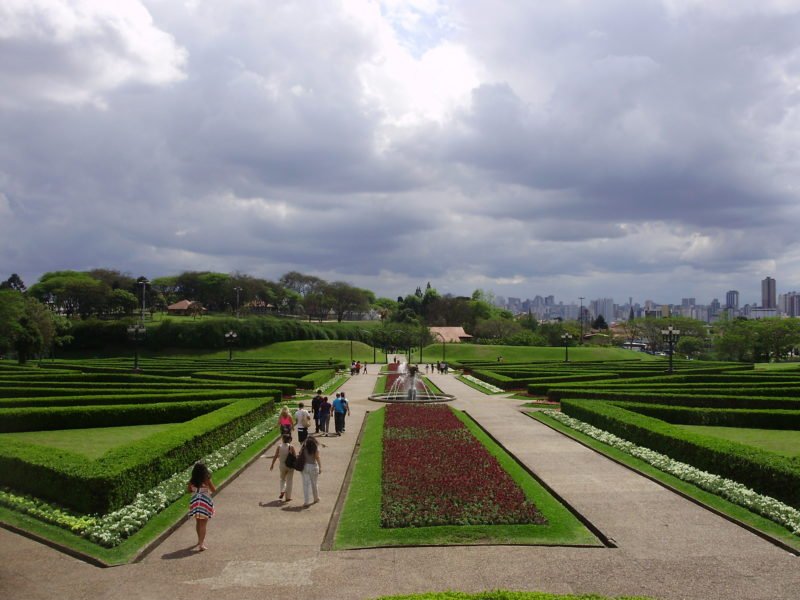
top-left (381, 403), bottom-right (545, 528)
top-left (542, 410), bottom-right (800, 535)
top-left (460, 374), bottom-right (504, 394)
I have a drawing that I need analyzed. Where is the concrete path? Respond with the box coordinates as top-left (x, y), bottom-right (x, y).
top-left (2, 367), bottom-right (799, 600)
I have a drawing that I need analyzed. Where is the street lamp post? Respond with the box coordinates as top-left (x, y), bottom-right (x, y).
top-left (233, 286), bottom-right (243, 318)
top-left (139, 279), bottom-right (150, 324)
top-left (225, 330), bottom-right (238, 361)
top-left (661, 325), bottom-right (681, 373)
top-left (561, 332), bottom-right (572, 362)
top-left (127, 323), bottom-right (146, 372)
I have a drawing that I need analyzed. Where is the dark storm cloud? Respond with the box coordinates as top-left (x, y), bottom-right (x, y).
top-left (1, 1), bottom-right (800, 302)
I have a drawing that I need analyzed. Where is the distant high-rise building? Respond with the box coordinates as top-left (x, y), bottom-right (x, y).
top-left (545, 295), bottom-right (555, 306)
top-left (681, 298), bottom-right (695, 307)
top-left (762, 277), bottom-right (777, 309)
top-left (590, 298), bottom-right (615, 322)
top-left (725, 290), bottom-right (739, 310)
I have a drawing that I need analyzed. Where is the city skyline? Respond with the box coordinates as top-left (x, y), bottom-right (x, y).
top-left (2, 2), bottom-right (800, 301)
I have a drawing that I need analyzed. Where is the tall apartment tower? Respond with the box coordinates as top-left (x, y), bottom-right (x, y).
top-left (725, 290), bottom-right (739, 310)
top-left (762, 277), bottom-right (777, 309)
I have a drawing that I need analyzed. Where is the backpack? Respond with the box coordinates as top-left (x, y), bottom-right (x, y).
top-left (294, 445), bottom-right (307, 471)
top-left (284, 445), bottom-right (297, 469)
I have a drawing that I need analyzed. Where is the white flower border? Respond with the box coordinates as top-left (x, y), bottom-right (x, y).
top-left (461, 374), bottom-right (504, 394)
top-left (0, 410), bottom-right (278, 548)
top-left (319, 372), bottom-right (348, 393)
top-left (542, 410), bottom-right (800, 536)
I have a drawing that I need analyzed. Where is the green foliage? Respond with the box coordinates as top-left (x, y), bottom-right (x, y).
top-left (559, 398), bottom-right (800, 509)
top-left (0, 400), bottom-right (229, 433)
top-left (0, 397), bottom-right (273, 513)
top-left (714, 317), bottom-right (800, 362)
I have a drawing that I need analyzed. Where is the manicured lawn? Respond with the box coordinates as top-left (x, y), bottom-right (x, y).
top-left (0, 423), bottom-right (178, 459)
top-left (754, 362), bottom-right (800, 371)
top-left (334, 407), bottom-right (601, 549)
top-left (202, 340), bottom-right (384, 362)
top-left (428, 344), bottom-right (654, 363)
top-left (675, 425), bottom-right (800, 458)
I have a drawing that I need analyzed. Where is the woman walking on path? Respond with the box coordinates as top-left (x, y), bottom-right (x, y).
top-left (269, 434), bottom-right (294, 502)
top-left (300, 437), bottom-right (322, 507)
top-left (188, 462), bottom-right (216, 551)
top-left (277, 406), bottom-right (294, 440)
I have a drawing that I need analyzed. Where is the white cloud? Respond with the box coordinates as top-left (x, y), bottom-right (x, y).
top-left (0, 0), bottom-right (187, 107)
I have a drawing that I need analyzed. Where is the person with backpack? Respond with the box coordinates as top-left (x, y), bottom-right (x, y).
top-left (332, 392), bottom-right (350, 435)
top-left (295, 402), bottom-right (311, 443)
top-left (269, 434), bottom-right (295, 502)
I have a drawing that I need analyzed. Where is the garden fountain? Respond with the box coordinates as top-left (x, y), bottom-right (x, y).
top-left (369, 362), bottom-right (455, 403)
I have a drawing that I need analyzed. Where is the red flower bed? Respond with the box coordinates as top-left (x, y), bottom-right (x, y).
top-left (381, 403), bottom-right (546, 528)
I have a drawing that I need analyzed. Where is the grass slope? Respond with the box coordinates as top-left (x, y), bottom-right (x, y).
top-left (202, 340), bottom-right (384, 362)
top-left (425, 345), bottom-right (654, 363)
top-left (334, 407), bottom-right (600, 549)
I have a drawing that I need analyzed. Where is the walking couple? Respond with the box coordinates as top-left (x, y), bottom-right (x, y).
top-left (269, 434), bottom-right (322, 508)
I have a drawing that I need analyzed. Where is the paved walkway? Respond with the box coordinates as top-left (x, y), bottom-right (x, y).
top-left (2, 367), bottom-right (799, 600)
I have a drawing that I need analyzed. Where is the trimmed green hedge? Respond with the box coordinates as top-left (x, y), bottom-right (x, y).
top-left (560, 398), bottom-right (800, 509)
top-left (0, 400), bottom-right (230, 433)
top-left (0, 397), bottom-right (274, 513)
top-left (612, 401), bottom-right (800, 429)
top-left (547, 388), bottom-right (800, 410)
top-left (0, 388), bottom-right (279, 409)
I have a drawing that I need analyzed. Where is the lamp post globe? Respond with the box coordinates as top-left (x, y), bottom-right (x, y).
top-left (561, 332), bottom-right (572, 362)
top-left (225, 330), bottom-right (238, 361)
top-left (660, 325), bottom-right (681, 373)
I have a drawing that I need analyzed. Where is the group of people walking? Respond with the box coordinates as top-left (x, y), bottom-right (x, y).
top-left (268, 389), bottom-right (351, 506)
top-left (186, 388), bottom-right (353, 551)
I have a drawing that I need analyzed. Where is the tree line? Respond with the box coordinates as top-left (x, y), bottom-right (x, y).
top-left (3, 269), bottom-right (800, 363)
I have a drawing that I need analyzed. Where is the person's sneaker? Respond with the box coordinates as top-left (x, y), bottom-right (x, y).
top-left (279, 492), bottom-right (284, 499)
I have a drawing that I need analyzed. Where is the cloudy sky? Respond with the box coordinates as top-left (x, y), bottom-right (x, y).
top-left (2, 0), bottom-right (800, 305)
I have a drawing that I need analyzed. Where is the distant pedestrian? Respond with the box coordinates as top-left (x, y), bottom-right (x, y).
top-left (188, 462), bottom-right (216, 551)
top-left (295, 402), bottom-right (311, 443)
top-left (278, 406), bottom-right (293, 440)
top-left (363, 363), bottom-right (368, 374)
top-left (300, 437), bottom-right (322, 507)
top-left (269, 434), bottom-right (294, 502)
top-left (319, 395), bottom-right (332, 435)
top-left (311, 390), bottom-right (323, 433)
top-left (332, 392), bottom-right (350, 435)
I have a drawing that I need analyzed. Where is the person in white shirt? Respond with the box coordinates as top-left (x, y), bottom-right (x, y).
top-left (295, 402), bottom-right (311, 443)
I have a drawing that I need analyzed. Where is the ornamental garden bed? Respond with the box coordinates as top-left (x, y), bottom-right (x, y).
top-left (334, 403), bottom-right (601, 549)
top-left (0, 358), bottom-right (341, 564)
top-left (529, 410), bottom-right (800, 553)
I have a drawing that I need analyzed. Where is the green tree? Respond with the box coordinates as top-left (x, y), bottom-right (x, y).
top-left (0, 273), bottom-right (26, 292)
top-left (28, 271), bottom-right (111, 318)
top-left (326, 281), bottom-right (371, 322)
